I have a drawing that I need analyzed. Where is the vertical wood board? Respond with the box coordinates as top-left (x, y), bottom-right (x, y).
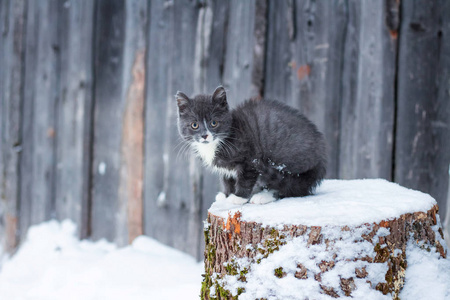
top-left (19, 0), bottom-right (38, 241)
top-left (222, 0), bottom-right (265, 105)
top-left (395, 0), bottom-right (450, 216)
top-left (19, 0), bottom-right (61, 240)
top-left (199, 0), bottom-right (229, 235)
top-left (54, 0), bottom-right (95, 240)
top-left (0, 0), bottom-right (27, 253)
top-left (117, 0), bottom-right (147, 245)
top-left (91, 0), bottom-right (126, 242)
top-left (264, 0), bottom-right (347, 178)
top-left (143, 0), bottom-right (171, 250)
top-left (0, 0), bottom-right (5, 249)
top-left (293, 0), bottom-right (347, 179)
top-left (339, 0), bottom-right (397, 180)
top-left (144, 0), bottom-right (203, 258)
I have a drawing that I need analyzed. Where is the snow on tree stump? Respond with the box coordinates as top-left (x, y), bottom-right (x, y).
top-left (201, 179), bottom-right (448, 300)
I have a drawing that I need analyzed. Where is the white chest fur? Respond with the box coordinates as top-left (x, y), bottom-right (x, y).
top-left (193, 141), bottom-right (237, 179)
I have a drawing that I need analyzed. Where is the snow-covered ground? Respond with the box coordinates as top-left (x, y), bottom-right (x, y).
top-left (0, 220), bottom-right (203, 300)
top-left (1, 180), bottom-right (449, 300)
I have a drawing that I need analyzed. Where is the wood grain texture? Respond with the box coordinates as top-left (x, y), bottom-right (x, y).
top-left (193, 0), bottom-right (232, 259)
top-left (118, 0), bottom-right (147, 245)
top-left (90, 0), bottom-right (125, 242)
top-left (264, 0), bottom-right (347, 179)
top-left (395, 0), bottom-right (450, 215)
top-left (144, 0), bottom-right (202, 258)
top-left (0, 0), bottom-right (26, 253)
top-left (0, 0), bottom-right (448, 260)
top-left (202, 205), bottom-right (446, 299)
top-left (143, 0), bottom-right (171, 251)
top-left (54, 0), bottom-right (95, 240)
top-left (20, 0), bottom-right (61, 240)
top-left (339, 0), bottom-right (397, 180)
top-left (222, 0), bottom-right (266, 105)
top-left (198, 0), bottom-right (229, 248)
top-left (144, 0), bottom-right (267, 259)
top-left (19, 0), bottom-right (38, 241)
top-left (0, 0), bottom-right (5, 250)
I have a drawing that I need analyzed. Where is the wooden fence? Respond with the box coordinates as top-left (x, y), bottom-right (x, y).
top-left (1, 0), bottom-right (449, 260)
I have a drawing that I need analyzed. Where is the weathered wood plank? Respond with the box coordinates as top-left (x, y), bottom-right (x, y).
top-left (0, 0), bottom-right (447, 261)
top-left (198, 0), bottom-right (229, 237)
top-left (264, 0), bottom-right (347, 179)
top-left (144, 0), bottom-right (171, 253)
top-left (395, 0), bottom-right (450, 217)
top-left (144, 0), bottom-right (266, 260)
top-left (339, 0), bottom-right (397, 180)
top-left (0, 0), bottom-right (27, 253)
top-left (117, 0), bottom-right (147, 245)
top-left (0, 0), bottom-right (8, 253)
top-left (294, 0), bottom-right (348, 180)
top-left (222, 0), bottom-right (266, 105)
top-left (191, 0), bottom-right (215, 261)
top-left (19, 0), bottom-right (38, 241)
top-left (196, 0), bottom-right (267, 258)
top-left (192, 0), bottom-right (230, 259)
top-left (90, 0), bottom-right (125, 242)
top-left (54, 0), bottom-right (95, 240)
top-left (264, 0), bottom-right (293, 105)
top-left (144, 0), bottom-right (202, 258)
top-left (436, 2), bottom-right (450, 227)
top-left (20, 0), bottom-right (60, 240)
top-left (143, 0), bottom-right (171, 252)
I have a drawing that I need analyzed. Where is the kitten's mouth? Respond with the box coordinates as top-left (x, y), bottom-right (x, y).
top-left (199, 135), bottom-right (214, 144)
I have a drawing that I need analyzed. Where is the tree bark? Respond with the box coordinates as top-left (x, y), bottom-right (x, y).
top-left (201, 204), bottom-right (446, 299)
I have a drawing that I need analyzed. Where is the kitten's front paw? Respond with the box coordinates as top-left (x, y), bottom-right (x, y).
top-left (227, 194), bottom-right (249, 205)
top-left (250, 190), bottom-right (276, 205)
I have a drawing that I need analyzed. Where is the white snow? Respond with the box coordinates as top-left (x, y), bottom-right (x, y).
top-left (217, 221), bottom-right (450, 300)
top-left (157, 191), bottom-right (167, 207)
top-left (400, 240), bottom-right (450, 299)
top-left (210, 179), bottom-right (437, 227)
top-left (222, 226), bottom-right (392, 300)
top-left (0, 220), bottom-right (203, 300)
top-left (210, 179), bottom-right (450, 299)
top-left (1, 179), bottom-right (447, 300)
top-left (98, 162), bottom-right (106, 175)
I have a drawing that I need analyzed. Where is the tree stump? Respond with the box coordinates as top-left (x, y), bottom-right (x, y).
top-left (201, 179), bottom-right (448, 300)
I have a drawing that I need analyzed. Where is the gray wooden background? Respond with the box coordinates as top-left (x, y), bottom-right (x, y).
top-left (1, 0), bottom-right (449, 260)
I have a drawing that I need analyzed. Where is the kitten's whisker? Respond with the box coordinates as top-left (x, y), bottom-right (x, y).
top-left (173, 137), bottom-right (190, 152)
top-left (174, 140), bottom-right (190, 162)
top-left (218, 133), bottom-right (238, 141)
top-left (219, 139), bottom-right (236, 158)
top-left (220, 138), bottom-right (238, 153)
top-left (218, 141), bottom-right (231, 157)
top-left (176, 142), bottom-right (192, 162)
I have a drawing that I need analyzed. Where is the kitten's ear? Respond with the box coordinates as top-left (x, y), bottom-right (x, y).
top-left (212, 86), bottom-right (228, 109)
top-left (176, 91), bottom-right (190, 114)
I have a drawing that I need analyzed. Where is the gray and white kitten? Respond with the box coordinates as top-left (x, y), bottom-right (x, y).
top-left (176, 86), bottom-right (326, 204)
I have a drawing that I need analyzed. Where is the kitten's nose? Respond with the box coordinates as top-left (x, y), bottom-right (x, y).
top-left (201, 134), bottom-right (208, 140)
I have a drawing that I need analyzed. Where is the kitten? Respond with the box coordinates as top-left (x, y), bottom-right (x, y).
top-left (176, 86), bottom-right (327, 204)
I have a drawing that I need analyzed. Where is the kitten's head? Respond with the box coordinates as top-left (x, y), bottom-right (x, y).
top-left (176, 86), bottom-right (232, 145)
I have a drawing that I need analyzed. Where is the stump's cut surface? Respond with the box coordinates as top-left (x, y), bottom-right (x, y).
top-left (201, 179), bottom-right (448, 300)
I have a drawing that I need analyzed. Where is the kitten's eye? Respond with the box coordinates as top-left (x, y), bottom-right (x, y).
top-left (191, 122), bottom-right (199, 130)
top-left (210, 120), bottom-right (218, 127)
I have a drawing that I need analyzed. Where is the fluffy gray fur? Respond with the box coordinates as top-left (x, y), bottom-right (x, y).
top-left (176, 86), bottom-right (327, 202)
